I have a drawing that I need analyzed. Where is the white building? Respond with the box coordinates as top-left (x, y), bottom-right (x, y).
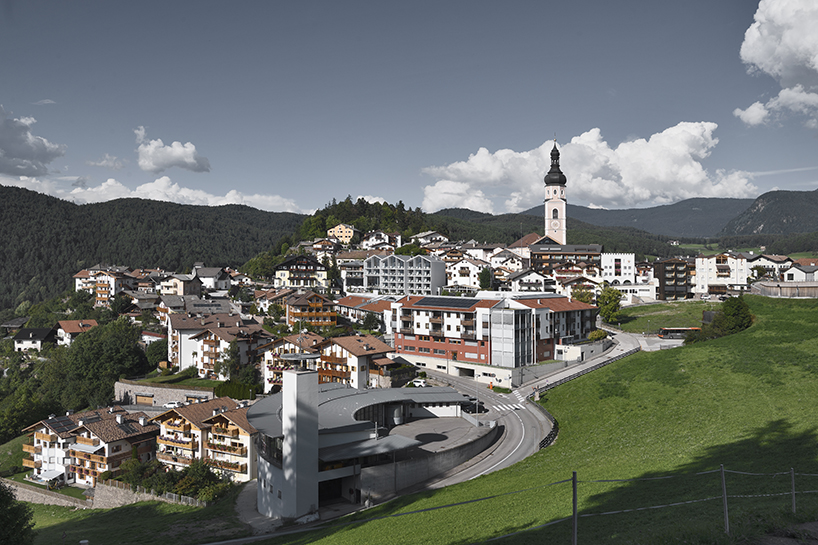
top-left (363, 254), bottom-right (447, 296)
top-left (446, 258), bottom-right (489, 291)
top-left (695, 252), bottom-right (751, 294)
top-left (600, 253), bottom-right (636, 286)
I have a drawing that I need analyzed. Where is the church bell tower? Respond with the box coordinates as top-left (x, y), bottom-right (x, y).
top-left (543, 140), bottom-right (567, 245)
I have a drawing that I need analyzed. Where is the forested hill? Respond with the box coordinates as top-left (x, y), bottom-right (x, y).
top-left (719, 189), bottom-right (818, 236)
top-left (521, 198), bottom-right (755, 238)
top-left (0, 185), bottom-right (305, 311)
top-left (430, 209), bottom-right (679, 257)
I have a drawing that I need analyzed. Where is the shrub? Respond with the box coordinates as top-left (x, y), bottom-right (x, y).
top-left (589, 329), bottom-right (608, 341)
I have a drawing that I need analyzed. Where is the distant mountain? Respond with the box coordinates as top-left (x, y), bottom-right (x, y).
top-left (719, 190), bottom-right (818, 236)
top-left (0, 185), bottom-right (305, 311)
top-left (521, 198), bottom-right (754, 238)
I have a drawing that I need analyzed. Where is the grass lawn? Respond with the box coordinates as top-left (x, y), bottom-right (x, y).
top-left (244, 296), bottom-right (818, 544)
top-left (30, 483), bottom-right (250, 545)
top-left (0, 434), bottom-right (26, 474)
top-left (616, 300), bottom-right (722, 333)
top-left (137, 374), bottom-right (222, 389)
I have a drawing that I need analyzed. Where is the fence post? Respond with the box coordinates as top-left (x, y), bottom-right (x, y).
top-left (721, 464), bottom-right (729, 535)
top-left (573, 471), bottom-right (578, 545)
top-left (791, 468), bottom-right (796, 514)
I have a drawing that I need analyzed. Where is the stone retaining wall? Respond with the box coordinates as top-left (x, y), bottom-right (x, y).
top-left (115, 380), bottom-right (215, 408)
top-left (3, 478), bottom-right (91, 508)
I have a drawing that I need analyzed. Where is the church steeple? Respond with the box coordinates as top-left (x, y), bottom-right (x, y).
top-left (544, 140), bottom-right (567, 186)
top-left (543, 140), bottom-right (567, 245)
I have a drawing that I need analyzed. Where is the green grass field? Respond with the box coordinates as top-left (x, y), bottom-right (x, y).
top-left (10, 296), bottom-right (818, 543)
top-left (616, 300), bottom-right (721, 333)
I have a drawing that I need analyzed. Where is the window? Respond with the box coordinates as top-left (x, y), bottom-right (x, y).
top-left (552, 209), bottom-right (558, 219)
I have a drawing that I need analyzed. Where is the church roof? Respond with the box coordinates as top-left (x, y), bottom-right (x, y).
top-left (544, 142), bottom-right (567, 186)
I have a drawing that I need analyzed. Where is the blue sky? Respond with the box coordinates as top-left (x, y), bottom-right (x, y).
top-left (1, 0), bottom-right (817, 215)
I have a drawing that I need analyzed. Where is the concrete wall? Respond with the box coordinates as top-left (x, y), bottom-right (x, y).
top-left (93, 481), bottom-right (159, 508)
top-left (115, 380), bottom-right (215, 408)
top-left (360, 422), bottom-right (500, 501)
top-left (3, 478), bottom-right (91, 508)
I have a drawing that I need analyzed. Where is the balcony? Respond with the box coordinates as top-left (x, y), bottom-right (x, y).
top-left (35, 432), bottom-right (56, 443)
top-left (157, 452), bottom-right (194, 466)
top-left (204, 458), bottom-right (247, 473)
top-left (206, 442), bottom-right (247, 456)
top-left (461, 319), bottom-right (475, 327)
top-left (22, 456), bottom-right (41, 469)
top-left (164, 421), bottom-right (191, 433)
top-left (70, 450), bottom-right (107, 464)
top-left (323, 354), bottom-right (347, 364)
top-left (428, 316), bottom-right (442, 324)
top-left (22, 443), bottom-right (41, 455)
top-left (319, 368), bottom-right (351, 380)
top-left (211, 426), bottom-right (239, 438)
top-left (158, 436), bottom-right (198, 450)
top-left (75, 436), bottom-right (100, 447)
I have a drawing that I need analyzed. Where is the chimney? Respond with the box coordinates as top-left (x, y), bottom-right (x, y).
top-left (213, 409), bottom-right (219, 416)
top-left (78, 419), bottom-right (84, 426)
top-left (65, 410), bottom-right (74, 416)
top-left (116, 414), bottom-right (124, 424)
top-left (138, 416), bottom-right (147, 426)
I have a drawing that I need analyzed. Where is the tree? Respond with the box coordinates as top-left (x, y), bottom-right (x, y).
top-left (362, 312), bottom-right (381, 332)
top-left (214, 340), bottom-right (240, 380)
top-left (597, 286), bottom-right (623, 323)
top-left (572, 286), bottom-right (594, 304)
top-left (63, 317), bottom-right (150, 410)
top-left (146, 338), bottom-right (168, 368)
top-left (479, 267), bottom-right (492, 290)
top-left (0, 480), bottom-right (35, 545)
top-left (712, 295), bottom-right (753, 336)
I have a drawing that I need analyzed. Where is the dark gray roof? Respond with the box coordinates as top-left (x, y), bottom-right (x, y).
top-left (319, 435), bottom-right (420, 462)
top-left (247, 385), bottom-right (467, 439)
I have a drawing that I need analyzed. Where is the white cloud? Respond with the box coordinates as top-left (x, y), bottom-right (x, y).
top-left (735, 0), bottom-right (818, 127)
top-left (2, 174), bottom-right (302, 213)
top-left (422, 122), bottom-right (758, 212)
top-left (0, 105), bottom-right (66, 176)
top-left (422, 180), bottom-right (495, 213)
top-left (86, 153), bottom-right (126, 170)
top-left (32, 99), bottom-right (56, 106)
top-left (733, 101), bottom-right (769, 125)
top-left (357, 195), bottom-right (387, 204)
top-left (134, 126), bottom-right (211, 174)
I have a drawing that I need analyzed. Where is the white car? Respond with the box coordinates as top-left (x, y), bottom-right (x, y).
top-left (163, 401), bottom-right (184, 409)
top-left (412, 379), bottom-right (427, 388)
top-left (701, 294), bottom-right (711, 300)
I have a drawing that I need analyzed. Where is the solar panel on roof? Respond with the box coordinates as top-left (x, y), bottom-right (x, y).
top-left (47, 415), bottom-right (76, 434)
top-left (415, 296), bottom-right (479, 309)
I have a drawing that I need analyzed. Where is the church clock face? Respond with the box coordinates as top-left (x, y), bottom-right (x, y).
top-left (551, 219), bottom-right (560, 229)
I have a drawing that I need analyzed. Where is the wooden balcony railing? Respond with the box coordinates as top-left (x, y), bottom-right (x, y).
top-left (206, 442), bottom-right (247, 456)
top-left (158, 436), bottom-right (198, 450)
top-left (204, 458), bottom-right (247, 473)
top-left (163, 421), bottom-right (191, 433)
top-left (322, 354), bottom-right (347, 364)
top-left (157, 452), bottom-right (194, 466)
top-left (22, 457), bottom-right (41, 469)
top-left (75, 436), bottom-right (100, 447)
top-left (211, 426), bottom-right (239, 437)
top-left (23, 443), bottom-right (41, 455)
top-left (35, 432), bottom-right (56, 443)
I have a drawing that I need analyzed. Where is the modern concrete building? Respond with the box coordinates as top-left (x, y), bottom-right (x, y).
top-left (363, 254), bottom-right (446, 296)
top-left (251, 371), bottom-right (468, 522)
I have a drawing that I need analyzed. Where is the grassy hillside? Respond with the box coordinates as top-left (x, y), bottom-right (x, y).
top-left (251, 296), bottom-right (818, 544)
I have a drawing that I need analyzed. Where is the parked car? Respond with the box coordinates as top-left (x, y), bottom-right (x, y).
top-left (163, 401), bottom-right (183, 409)
top-left (412, 378), bottom-right (427, 388)
top-left (701, 294), bottom-right (711, 300)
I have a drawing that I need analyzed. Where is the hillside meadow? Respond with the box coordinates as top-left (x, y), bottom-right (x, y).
top-left (10, 296), bottom-right (818, 544)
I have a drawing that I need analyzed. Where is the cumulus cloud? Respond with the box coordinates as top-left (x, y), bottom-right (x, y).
top-left (734, 0), bottom-right (818, 127)
top-left (0, 105), bottom-right (66, 176)
top-left (134, 126), bottom-right (211, 174)
top-left (2, 174), bottom-right (302, 213)
top-left (86, 153), bottom-right (126, 170)
top-left (422, 122), bottom-right (758, 212)
top-left (356, 195), bottom-right (387, 204)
